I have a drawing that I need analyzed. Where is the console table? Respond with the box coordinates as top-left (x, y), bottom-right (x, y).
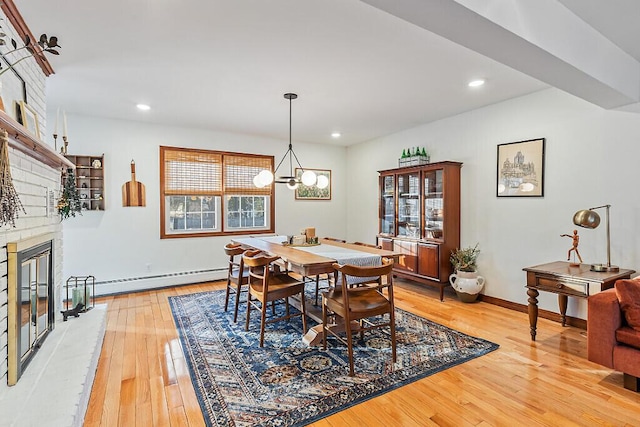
top-left (523, 261), bottom-right (635, 341)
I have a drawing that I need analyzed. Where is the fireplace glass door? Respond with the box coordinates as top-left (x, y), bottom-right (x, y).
top-left (20, 250), bottom-right (50, 363)
top-left (7, 236), bottom-right (55, 385)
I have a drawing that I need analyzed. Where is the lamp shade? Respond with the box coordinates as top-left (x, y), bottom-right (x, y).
top-left (301, 170), bottom-right (317, 186)
top-left (316, 174), bottom-right (329, 189)
top-left (257, 169), bottom-right (274, 186)
top-left (573, 210), bottom-right (601, 229)
top-left (253, 175), bottom-right (265, 188)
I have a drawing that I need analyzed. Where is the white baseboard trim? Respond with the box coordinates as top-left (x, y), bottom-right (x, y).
top-left (94, 268), bottom-right (228, 296)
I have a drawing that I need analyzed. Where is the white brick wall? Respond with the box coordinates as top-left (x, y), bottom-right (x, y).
top-left (0, 10), bottom-right (61, 391)
top-left (0, 149), bottom-right (63, 392)
top-left (0, 11), bottom-right (47, 134)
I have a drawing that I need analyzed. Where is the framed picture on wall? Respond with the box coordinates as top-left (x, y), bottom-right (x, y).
top-left (295, 168), bottom-right (331, 200)
top-left (0, 53), bottom-right (27, 120)
top-left (16, 101), bottom-right (40, 139)
top-left (497, 138), bottom-right (545, 197)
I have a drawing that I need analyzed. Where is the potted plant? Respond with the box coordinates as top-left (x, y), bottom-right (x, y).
top-left (449, 244), bottom-right (485, 302)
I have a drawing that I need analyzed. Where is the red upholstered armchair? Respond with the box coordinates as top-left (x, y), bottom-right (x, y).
top-left (587, 286), bottom-right (640, 392)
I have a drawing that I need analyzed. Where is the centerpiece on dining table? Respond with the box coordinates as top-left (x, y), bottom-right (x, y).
top-left (282, 227), bottom-right (320, 246)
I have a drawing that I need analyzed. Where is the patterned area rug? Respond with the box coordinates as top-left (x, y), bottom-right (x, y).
top-left (169, 290), bottom-right (498, 427)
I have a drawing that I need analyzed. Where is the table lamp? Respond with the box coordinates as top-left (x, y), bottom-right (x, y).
top-left (572, 204), bottom-right (619, 272)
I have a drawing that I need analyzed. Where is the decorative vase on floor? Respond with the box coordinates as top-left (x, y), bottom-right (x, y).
top-left (449, 270), bottom-right (485, 303)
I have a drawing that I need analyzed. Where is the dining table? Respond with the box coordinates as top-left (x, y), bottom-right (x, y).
top-left (231, 235), bottom-right (401, 345)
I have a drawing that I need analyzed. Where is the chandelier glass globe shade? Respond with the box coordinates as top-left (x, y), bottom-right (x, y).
top-left (257, 169), bottom-right (274, 186)
top-left (316, 174), bottom-right (329, 189)
top-left (253, 175), bottom-right (265, 188)
top-left (301, 170), bottom-right (317, 186)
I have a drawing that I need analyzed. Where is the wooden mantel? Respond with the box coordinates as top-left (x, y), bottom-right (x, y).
top-left (0, 109), bottom-right (74, 169)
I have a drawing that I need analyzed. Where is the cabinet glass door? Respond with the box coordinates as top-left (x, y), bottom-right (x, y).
top-left (397, 172), bottom-right (421, 238)
top-left (380, 175), bottom-right (395, 235)
top-left (424, 169), bottom-right (444, 240)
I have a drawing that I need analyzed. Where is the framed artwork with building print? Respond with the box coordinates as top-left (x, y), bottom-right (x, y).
top-left (16, 101), bottom-right (40, 139)
top-left (497, 138), bottom-right (545, 197)
top-left (295, 168), bottom-right (331, 200)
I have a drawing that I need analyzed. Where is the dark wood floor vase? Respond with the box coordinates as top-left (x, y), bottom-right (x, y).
top-left (84, 280), bottom-right (640, 426)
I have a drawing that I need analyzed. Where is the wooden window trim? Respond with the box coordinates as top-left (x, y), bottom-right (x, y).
top-left (159, 145), bottom-right (275, 239)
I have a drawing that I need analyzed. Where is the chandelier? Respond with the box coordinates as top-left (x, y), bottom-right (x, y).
top-left (253, 93), bottom-right (327, 190)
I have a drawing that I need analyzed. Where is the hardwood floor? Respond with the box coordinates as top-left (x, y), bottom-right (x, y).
top-left (84, 280), bottom-right (640, 426)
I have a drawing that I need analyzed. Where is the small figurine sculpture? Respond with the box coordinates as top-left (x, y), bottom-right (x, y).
top-left (561, 229), bottom-right (583, 266)
top-left (61, 302), bottom-right (84, 321)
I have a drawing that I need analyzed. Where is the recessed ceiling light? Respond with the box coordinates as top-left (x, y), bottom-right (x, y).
top-left (136, 104), bottom-right (151, 111)
top-left (331, 132), bottom-right (341, 138)
top-left (468, 79), bottom-right (485, 88)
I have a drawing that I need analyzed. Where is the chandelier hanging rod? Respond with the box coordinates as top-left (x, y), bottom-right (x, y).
top-left (273, 93), bottom-right (305, 180)
top-left (253, 92), bottom-right (320, 190)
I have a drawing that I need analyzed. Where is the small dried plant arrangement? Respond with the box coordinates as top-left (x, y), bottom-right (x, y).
top-left (0, 129), bottom-right (26, 227)
top-left (57, 168), bottom-right (82, 219)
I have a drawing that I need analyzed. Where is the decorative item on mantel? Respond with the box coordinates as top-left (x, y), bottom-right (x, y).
top-left (61, 110), bottom-right (70, 154)
top-left (0, 29), bottom-right (61, 77)
top-left (449, 243), bottom-right (485, 303)
top-left (0, 129), bottom-right (26, 226)
top-left (0, 22), bottom-right (61, 112)
top-left (52, 109), bottom-right (70, 154)
top-left (399, 146), bottom-right (430, 167)
top-left (0, 82), bottom-right (4, 112)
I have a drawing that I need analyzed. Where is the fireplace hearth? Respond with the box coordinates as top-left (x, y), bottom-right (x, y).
top-left (7, 233), bottom-right (55, 385)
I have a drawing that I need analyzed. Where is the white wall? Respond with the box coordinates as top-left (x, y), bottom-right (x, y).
top-left (56, 87), bottom-right (640, 319)
top-left (55, 115), bottom-right (347, 293)
top-left (347, 88), bottom-right (640, 320)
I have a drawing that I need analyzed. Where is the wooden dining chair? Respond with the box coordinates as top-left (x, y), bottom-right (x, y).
top-left (324, 237), bottom-right (346, 243)
top-left (321, 258), bottom-right (396, 377)
top-left (224, 243), bottom-right (252, 322)
top-left (243, 252), bottom-right (308, 347)
top-left (309, 237), bottom-right (347, 305)
top-left (352, 241), bottom-right (382, 249)
top-left (224, 243), bottom-right (264, 322)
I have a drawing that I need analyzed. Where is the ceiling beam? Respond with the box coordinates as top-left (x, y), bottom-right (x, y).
top-left (361, 0), bottom-right (640, 108)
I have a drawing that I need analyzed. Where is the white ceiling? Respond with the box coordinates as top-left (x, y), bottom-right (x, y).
top-left (12, 0), bottom-right (640, 146)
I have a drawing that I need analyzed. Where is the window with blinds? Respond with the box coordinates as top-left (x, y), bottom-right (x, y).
top-left (160, 146), bottom-right (274, 238)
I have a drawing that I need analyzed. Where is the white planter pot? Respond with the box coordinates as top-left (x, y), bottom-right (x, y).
top-left (449, 270), bottom-right (485, 303)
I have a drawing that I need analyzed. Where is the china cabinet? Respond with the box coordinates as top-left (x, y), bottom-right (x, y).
top-left (64, 154), bottom-right (105, 211)
top-left (377, 161), bottom-right (462, 300)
